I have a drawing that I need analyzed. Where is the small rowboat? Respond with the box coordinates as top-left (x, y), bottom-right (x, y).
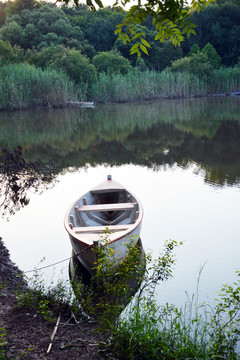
top-left (64, 175), bottom-right (143, 274)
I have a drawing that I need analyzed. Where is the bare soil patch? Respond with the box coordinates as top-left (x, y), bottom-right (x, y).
top-left (0, 237), bottom-right (106, 360)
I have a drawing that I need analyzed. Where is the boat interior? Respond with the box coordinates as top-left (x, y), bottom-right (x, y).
top-left (68, 188), bottom-right (140, 234)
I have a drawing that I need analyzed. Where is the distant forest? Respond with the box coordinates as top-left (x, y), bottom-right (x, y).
top-left (0, 0), bottom-right (239, 66)
top-left (0, 0), bottom-right (240, 107)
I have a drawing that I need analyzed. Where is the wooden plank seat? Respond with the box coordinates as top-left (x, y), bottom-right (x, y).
top-left (78, 202), bottom-right (134, 212)
top-left (73, 224), bottom-right (131, 234)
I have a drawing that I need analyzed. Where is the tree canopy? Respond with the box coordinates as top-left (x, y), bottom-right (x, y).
top-left (57, 0), bottom-right (216, 56)
top-left (0, 0), bottom-right (239, 83)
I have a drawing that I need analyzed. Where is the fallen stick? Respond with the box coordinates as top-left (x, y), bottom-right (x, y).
top-left (46, 313), bottom-right (61, 354)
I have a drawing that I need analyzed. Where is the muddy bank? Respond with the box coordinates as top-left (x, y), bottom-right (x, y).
top-left (0, 237), bottom-right (105, 360)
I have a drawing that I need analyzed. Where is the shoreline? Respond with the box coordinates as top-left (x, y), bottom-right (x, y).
top-left (1, 91), bottom-right (240, 112)
top-left (0, 237), bottom-right (103, 359)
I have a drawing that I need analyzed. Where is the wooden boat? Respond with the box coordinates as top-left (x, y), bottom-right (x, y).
top-left (64, 175), bottom-right (143, 274)
top-left (67, 100), bottom-right (94, 108)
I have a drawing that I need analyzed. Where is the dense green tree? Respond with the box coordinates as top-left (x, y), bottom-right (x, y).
top-left (0, 1), bottom-right (8, 26)
top-left (0, 3), bottom-right (89, 51)
top-left (6, 0), bottom-right (40, 17)
top-left (202, 42), bottom-right (221, 68)
top-left (215, 0), bottom-right (240, 5)
top-left (66, 7), bottom-right (124, 53)
top-left (0, 39), bottom-right (22, 64)
top-left (184, 4), bottom-right (240, 65)
top-left (188, 43), bottom-right (201, 56)
top-left (54, 48), bottom-right (97, 83)
top-left (140, 35), bottom-right (183, 71)
top-left (58, 0), bottom-right (215, 56)
top-left (26, 45), bottom-right (96, 84)
top-left (115, 25), bottom-right (182, 71)
top-left (92, 50), bottom-right (132, 74)
top-left (0, 20), bottom-right (24, 45)
top-left (25, 44), bottom-right (60, 68)
top-left (174, 43), bottom-right (221, 77)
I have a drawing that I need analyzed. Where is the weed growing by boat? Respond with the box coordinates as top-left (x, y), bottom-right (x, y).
top-left (70, 238), bottom-right (183, 338)
top-left (0, 327), bottom-right (7, 360)
top-left (14, 241), bottom-right (240, 359)
top-left (71, 236), bottom-right (146, 332)
top-left (16, 264), bottom-right (77, 324)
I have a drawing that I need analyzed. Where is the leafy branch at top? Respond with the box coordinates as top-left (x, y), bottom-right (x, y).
top-left (113, 0), bottom-right (216, 56)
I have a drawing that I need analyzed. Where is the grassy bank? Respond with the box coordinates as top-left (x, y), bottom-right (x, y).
top-left (13, 240), bottom-right (240, 359)
top-left (0, 64), bottom-right (240, 109)
top-left (90, 66), bottom-right (240, 103)
top-left (90, 70), bottom-right (206, 102)
top-left (209, 66), bottom-right (240, 93)
top-left (0, 63), bottom-right (78, 110)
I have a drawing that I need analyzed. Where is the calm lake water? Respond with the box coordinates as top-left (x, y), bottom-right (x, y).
top-left (1, 96), bottom-right (240, 307)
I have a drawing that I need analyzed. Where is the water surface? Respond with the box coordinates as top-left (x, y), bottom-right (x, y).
top-left (1, 96), bottom-right (240, 307)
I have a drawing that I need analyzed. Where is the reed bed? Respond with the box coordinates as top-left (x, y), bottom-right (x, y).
top-left (208, 66), bottom-right (240, 94)
top-left (90, 70), bottom-right (207, 103)
top-left (1, 64), bottom-right (239, 109)
top-left (0, 63), bottom-right (77, 110)
top-left (90, 67), bottom-right (240, 103)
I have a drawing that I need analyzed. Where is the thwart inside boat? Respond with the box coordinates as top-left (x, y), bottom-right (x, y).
top-left (66, 175), bottom-right (141, 235)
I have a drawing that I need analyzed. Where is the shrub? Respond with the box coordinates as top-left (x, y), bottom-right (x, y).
top-left (171, 52), bottom-right (213, 78)
top-left (92, 51), bottom-right (132, 75)
top-left (26, 45), bottom-right (97, 85)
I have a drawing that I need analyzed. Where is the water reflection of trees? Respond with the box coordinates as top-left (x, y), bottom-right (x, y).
top-left (0, 147), bottom-right (57, 219)
top-left (1, 97), bottom-right (240, 188)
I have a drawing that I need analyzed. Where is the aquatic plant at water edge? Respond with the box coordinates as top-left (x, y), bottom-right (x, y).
top-left (0, 63), bottom-right (78, 110)
top-left (71, 237), bottom-right (146, 332)
top-left (107, 268), bottom-right (240, 359)
top-left (16, 265), bottom-right (78, 323)
top-left (90, 67), bottom-right (240, 103)
top-left (90, 70), bottom-right (206, 102)
top-left (70, 238), bottom-right (182, 338)
top-left (0, 327), bottom-right (7, 360)
top-left (208, 67), bottom-right (240, 94)
top-left (15, 240), bottom-right (240, 359)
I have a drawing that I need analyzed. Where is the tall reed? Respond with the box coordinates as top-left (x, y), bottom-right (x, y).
top-left (208, 66), bottom-right (240, 93)
top-left (90, 67), bottom-right (240, 103)
top-left (0, 63), bottom-right (78, 110)
top-left (90, 69), bottom-right (207, 102)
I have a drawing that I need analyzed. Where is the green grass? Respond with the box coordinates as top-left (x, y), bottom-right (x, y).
top-left (90, 69), bottom-right (206, 103)
top-left (0, 64), bottom-right (240, 109)
top-left (107, 274), bottom-right (240, 359)
top-left (208, 66), bottom-right (240, 93)
top-left (90, 67), bottom-right (240, 103)
top-left (0, 63), bottom-right (78, 110)
top-left (0, 327), bottom-right (7, 360)
top-left (15, 242), bottom-right (240, 359)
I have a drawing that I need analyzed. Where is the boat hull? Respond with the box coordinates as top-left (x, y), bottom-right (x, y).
top-left (68, 222), bottom-right (142, 274)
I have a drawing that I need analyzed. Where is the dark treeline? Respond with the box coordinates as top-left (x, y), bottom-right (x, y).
top-left (0, 0), bottom-right (240, 107)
